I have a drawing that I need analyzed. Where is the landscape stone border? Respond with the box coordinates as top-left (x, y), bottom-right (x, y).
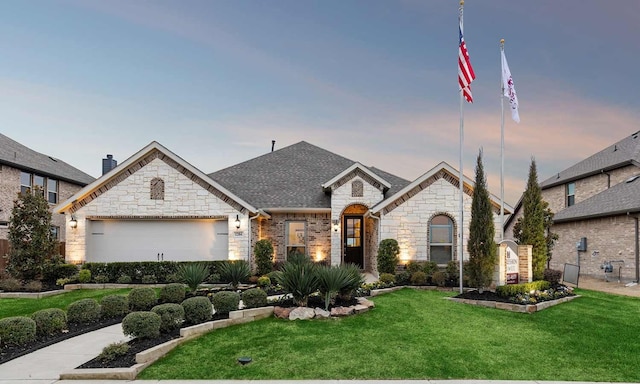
top-left (447, 295), bottom-right (581, 313)
top-left (0, 290), bottom-right (66, 299)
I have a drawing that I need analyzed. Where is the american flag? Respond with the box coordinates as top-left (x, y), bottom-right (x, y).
top-left (458, 11), bottom-right (475, 103)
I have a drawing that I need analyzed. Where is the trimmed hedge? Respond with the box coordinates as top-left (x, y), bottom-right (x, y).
top-left (241, 288), bottom-right (267, 309)
top-left (159, 283), bottom-right (186, 304)
top-left (100, 295), bottom-right (130, 319)
top-left (151, 303), bottom-right (185, 333)
top-left (67, 298), bottom-right (101, 324)
top-left (0, 316), bottom-right (36, 346)
top-left (496, 280), bottom-right (552, 298)
top-left (212, 291), bottom-right (241, 314)
top-left (181, 296), bottom-right (212, 325)
top-left (82, 261), bottom-right (226, 283)
top-left (128, 287), bottom-right (157, 311)
top-left (31, 308), bottom-right (67, 336)
top-left (122, 311), bottom-right (161, 339)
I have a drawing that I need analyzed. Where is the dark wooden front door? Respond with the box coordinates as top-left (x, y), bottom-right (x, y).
top-left (343, 216), bottom-right (364, 269)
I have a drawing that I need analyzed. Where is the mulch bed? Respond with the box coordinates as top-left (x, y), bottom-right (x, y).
top-left (455, 290), bottom-right (513, 303)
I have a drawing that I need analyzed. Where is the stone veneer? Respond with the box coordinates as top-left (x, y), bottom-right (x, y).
top-left (66, 158), bottom-right (247, 264)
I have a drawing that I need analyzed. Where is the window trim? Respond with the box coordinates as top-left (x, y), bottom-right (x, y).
top-left (51, 226), bottom-right (60, 241)
top-left (566, 182), bottom-right (575, 207)
top-left (20, 172), bottom-right (32, 195)
top-left (429, 214), bottom-right (454, 265)
top-left (48, 179), bottom-right (58, 204)
top-left (285, 221), bottom-right (307, 258)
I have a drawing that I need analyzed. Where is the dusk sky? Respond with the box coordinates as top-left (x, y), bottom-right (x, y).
top-left (1, 0), bottom-right (638, 205)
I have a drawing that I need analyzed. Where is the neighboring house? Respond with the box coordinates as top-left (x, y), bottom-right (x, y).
top-left (505, 131), bottom-right (640, 282)
top-left (0, 133), bottom-right (95, 244)
top-left (56, 141), bottom-right (511, 273)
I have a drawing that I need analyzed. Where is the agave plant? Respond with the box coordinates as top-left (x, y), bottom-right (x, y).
top-left (317, 265), bottom-right (352, 310)
top-left (177, 263), bottom-right (209, 292)
top-left (275, 257), bottom-right (318, 307)
top-left (338, 263), bottom-right (365, 301)
top-left (219, 260), bottom-right (251, 289)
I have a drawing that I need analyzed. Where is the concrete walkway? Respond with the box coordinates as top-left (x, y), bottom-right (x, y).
top-left (0, 323), bottom-right (127, 383)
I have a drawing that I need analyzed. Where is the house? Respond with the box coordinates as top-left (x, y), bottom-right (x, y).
top-left (505, 131), bottom-right (640, 282)
top-left (56, 141), bottom-right (511, 273)
top-left (0, 133), bottom-right (95, 245)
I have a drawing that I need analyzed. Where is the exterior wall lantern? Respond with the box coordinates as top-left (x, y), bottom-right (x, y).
top-left (69, 215), bottom-right (78, 229)
top-left (235, 215), bottom-right (241, 229)
top-left (332, 219), bottom-right (339, 232)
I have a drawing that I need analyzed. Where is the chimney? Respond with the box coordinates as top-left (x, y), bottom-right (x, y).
top-left (271, 140), bottom-right (276, 152)
top-left (102, 154), bottom-right (117, 175)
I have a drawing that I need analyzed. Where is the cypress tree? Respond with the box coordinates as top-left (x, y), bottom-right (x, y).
top-left (514, 158), bottom-right (547, 280)
top-left (467, 150), bottom-right (497, 289)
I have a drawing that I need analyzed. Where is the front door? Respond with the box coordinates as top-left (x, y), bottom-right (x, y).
top-left (343, 216), bottom-right (364, 269)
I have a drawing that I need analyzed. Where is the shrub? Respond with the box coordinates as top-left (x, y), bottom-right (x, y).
top-left (24, 280), bottom-right (43, 292)
top-left (31, 308), bottom-right (67, 336)
top-left (177, 263), bottom-right (209, 292)
top-left (257, 275), bottom-right (271, 288)
top-left (165, 273), bottom-right (181, 283)
top-left (446, 260), bottom-right (460, 286)
top-left (67, 298), bottom-right (101, 324)
top-left (181, 296), bottom-right (212, 324)
top-left (219, 260), bottom-right (251, 289)
top-left (377, 239), bottom-right (400, 274)
top-left (317, 265), bottom-right (351, 310)
top-left (241, 288), bottom-right (267, 309)
top-left (141, 274), bottom-right (157, 284)
top-left (248, 275), bottom-right (259, 284)
top-left (56, 277), bottom-right (75, 287)
top-left (406, 261), bottom-right (424, 274)
top-left (496, 280), bottom-right (551, 297)
top-left (410, 271), bottom-right (427, 286)
top-left (128, 287), bottom-right (157, 311)
top-left (94, 274), bottom-right (110, 284)
top-left (159, 283), bottom-right (186, 304)
top-left (432, 271), bottom-right (446, 287)
top-left (254, 239), bottom-right (274, 276)
top-left (378, 273), bottom-right (395, 284)
top-left (98, 342), bottom-right (130, 362)
top-left (100, 295), bottom-right (129, 319)
top-left (151, 303), bottom-right (185, 333)
top-left (78, 269), bottom-right (91, 283)
top-left (275, 256), bottom-right (318, 307)
top-left (116, 274), bottom-right (132, 284)
top-left (0, 276), bottom-right (22, 292)
top-left (395, 271), bottom-right (411, 285)
top-left (122, 311), bottom-right (161, 339)
top-left (42, 256), bottom-right (77, 284)
top-left (423, 261), bottom-right (439, 277)
top-left (212, 291), bottom-right (240, 314)
top-left (544, 268), bottom-right (563, 285)
top-left (207, 273), bottom-right (221, 284)
top-left (0, 316), bottom-right (36, 346)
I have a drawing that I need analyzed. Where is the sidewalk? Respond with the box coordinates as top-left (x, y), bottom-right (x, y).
top-left (575, 275), bottom-right (640, 298)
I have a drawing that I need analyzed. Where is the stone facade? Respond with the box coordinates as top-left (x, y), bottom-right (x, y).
top-left (65, 158), bottom-right (248, 264)
top-left (0, 164), bottom-right (84, 242)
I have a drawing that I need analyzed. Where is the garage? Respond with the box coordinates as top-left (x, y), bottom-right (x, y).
top-left (86, 219), bottom-right (229, 263)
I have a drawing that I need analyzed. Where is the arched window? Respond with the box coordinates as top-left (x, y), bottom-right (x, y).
top-left (351, 180), bottom-right (363, 197)
top-left (150, 177), bottom-right (165, 200)
top-left (429, 215), bottom-right (453, 264)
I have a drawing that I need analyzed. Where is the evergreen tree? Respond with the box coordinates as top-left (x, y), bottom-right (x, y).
top-left (513, 158), bottom-right (547, 280)
top-left (514, 200), bottom-right (558, 269)
top-left (7, 187), bottom-right (57, 281)
top-left (467, 150), bottom-right (497, 289)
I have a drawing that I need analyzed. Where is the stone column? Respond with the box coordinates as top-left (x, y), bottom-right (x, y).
top-left (493, 243), bottom-right (507, 288)
top-left (518, 245), bottom-right (533, 283)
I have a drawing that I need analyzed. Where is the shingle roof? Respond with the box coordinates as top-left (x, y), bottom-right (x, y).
top-left (208, 141), bottom-right (410, 209)
top-left (0, 133), bottom-right (95, 185)
top-left (553, 174), bottom-right (640, 223)
top-left (540, 131), bottom-right (640, 189)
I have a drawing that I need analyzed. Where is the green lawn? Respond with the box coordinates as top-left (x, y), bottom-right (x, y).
top-left (140, 288), bottom-right (640, 381)
top-left (0, 289), bottom-right (131, 319)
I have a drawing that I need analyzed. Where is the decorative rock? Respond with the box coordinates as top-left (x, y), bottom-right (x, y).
top-left (314, 307), bottom-right (330, 318)
top-left (330, 306), bottom-right (355, 317)
top-left (289, 307), bottom-right (315, 320)
top-left (357, 297), bottom-right (375, 308)
top-left (273, 306), bottom-right (293, 319)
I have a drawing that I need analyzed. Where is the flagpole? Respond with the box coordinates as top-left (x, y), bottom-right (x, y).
top-left (458, 0), bottom-right (465, 295)
top-left (500, 39), bottom-right (505, 241)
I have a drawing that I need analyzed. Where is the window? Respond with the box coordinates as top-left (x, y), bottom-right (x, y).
top-left (285, 221), bottom-right (306, 258)
top-left (20, 172), bottom-right (31, 194)
top-left (351, 180), bottom-right (363, 197)
top-left (429, 215), bottom-right (453, 264)
top-left (51, 226), bottom-right (60, 241)
top-left (150, 178), bottom-right (165, 200)
top-left (48, 179), bottom-right (58, 204)
top-left (34, 175), bottom-right (45, 197)
top-left (566, 182), bottom-right (575, 207)
top-left (0, 221), bottom-right (9, 228)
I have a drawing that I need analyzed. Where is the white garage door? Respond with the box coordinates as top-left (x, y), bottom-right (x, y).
top-left (87, 220), bottom-right (229, 262)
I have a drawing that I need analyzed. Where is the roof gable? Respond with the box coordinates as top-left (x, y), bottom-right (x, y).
top-left (321, 162), bottom-right (391, 192)
top-left (56, 142), bottom-right (256, 214)
top-left (540, 131), bottom-right (640, 189)
top-left (0, 133), bottom-right (95, 185)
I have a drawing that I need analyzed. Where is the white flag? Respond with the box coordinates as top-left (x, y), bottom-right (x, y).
top-left (501, 50), bottom-right (520, 123)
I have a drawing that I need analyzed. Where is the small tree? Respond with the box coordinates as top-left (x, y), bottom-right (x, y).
top-left (514, 200), bottom-right (558, 269)
top-left (377, 239), bottom-right (399, 274)
top-left (7, 187), bottom-right (57, 281)
top-left (254, 239), bottom-right (274, 276)
top-left (513, 158), bottom-right (548, 280)
top-left (467, 150), bottom-right (497, 290)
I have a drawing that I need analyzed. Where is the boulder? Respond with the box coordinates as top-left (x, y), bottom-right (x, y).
top-left (314, 307), bottom-right (331, 319)
top-left (273, 306), bottom-right (293, 319)
top-left (330, 306), bottom-right (355, 317)
top-left (289, 307), bottom-right (315, 320)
